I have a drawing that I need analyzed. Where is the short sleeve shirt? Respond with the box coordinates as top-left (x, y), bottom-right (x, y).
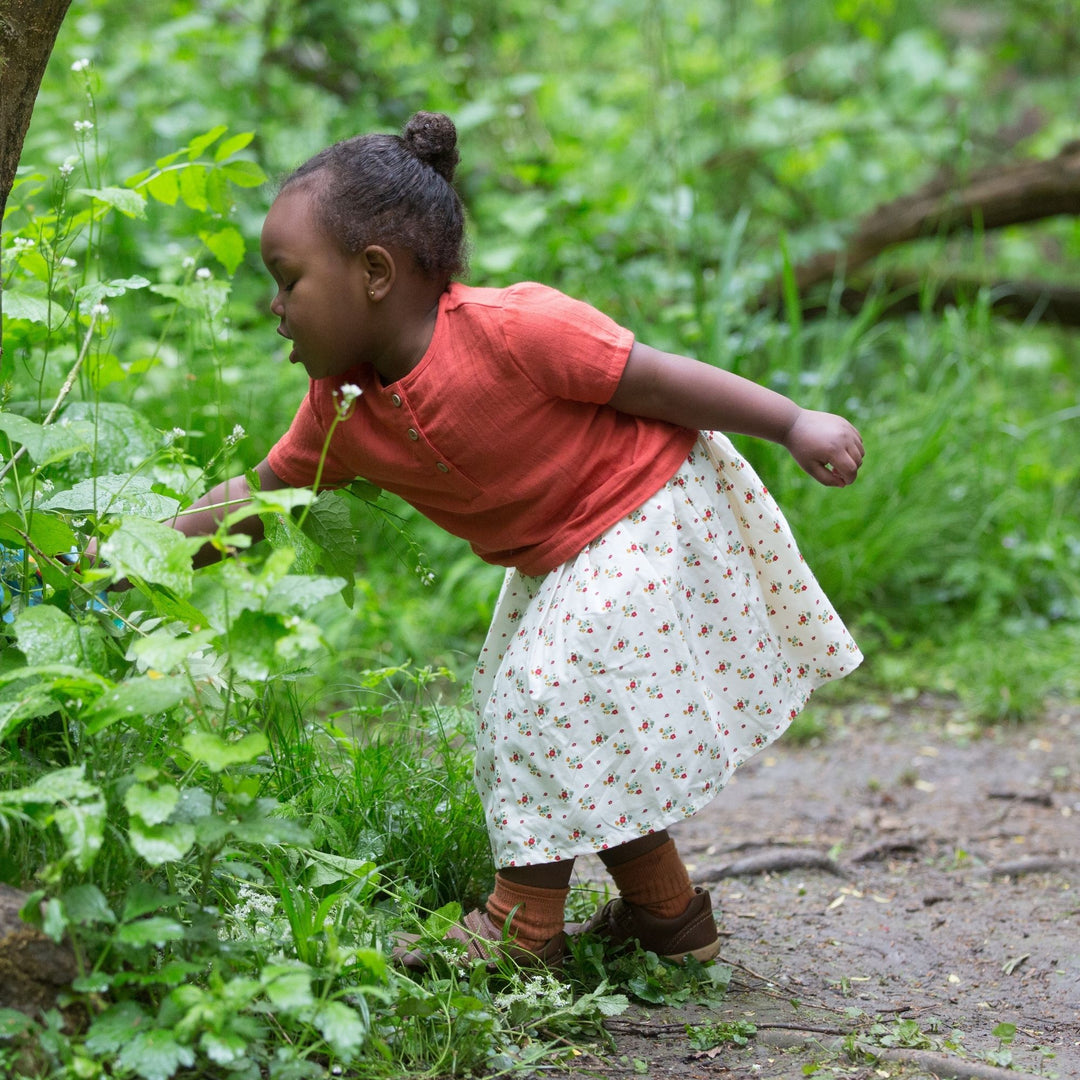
top-left (268, 282), bottom-right (696, 574)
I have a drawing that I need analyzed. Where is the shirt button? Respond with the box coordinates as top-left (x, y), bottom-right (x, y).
top-left (407, 427), bottom-right (419, 441)
top-left (436, 462), bottom-right (449, 473)
top-left (390, 393), bottom-right (402, 407)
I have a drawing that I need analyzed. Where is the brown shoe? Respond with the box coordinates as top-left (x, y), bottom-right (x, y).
top-left (393, 908), bottom-right (566, 971)
top-left (572, 886), bottom-right (720, 963)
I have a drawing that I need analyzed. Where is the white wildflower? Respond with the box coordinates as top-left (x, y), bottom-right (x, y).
top-left (39, 479), bottom-right (54, 493)
top-left (60, 257), bottom-right (77, 268)
top-left (182, 256), bottom-right (196, 269)
top-left (12, 237), bottom-right (34, 249)
top-left (73, 120), bottom-right (94, 134)
top-left (334, 382), bottom-right (362, 418)
top-left (91, 302), bottom-right (109, 316)
top-left (196, 267), bottom-right (211, 280)
top-left (225, 423), bottom-right (245, 446)
top-left (58, 162), bottom-right (75, 178)
top-left (71, 58), bottom-right (91, 72)
top-left (163, 427), bottom-right (186, 446)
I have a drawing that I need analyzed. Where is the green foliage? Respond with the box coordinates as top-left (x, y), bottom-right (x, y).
top-left (1, 2), bottom-right (1078, 1077)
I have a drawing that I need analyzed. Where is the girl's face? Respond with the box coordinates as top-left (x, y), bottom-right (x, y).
top-left (260, 185), bottom-right (372, 380)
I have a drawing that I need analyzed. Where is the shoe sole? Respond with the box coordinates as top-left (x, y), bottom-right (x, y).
top-left (663, 937), bottom-right (722, 964)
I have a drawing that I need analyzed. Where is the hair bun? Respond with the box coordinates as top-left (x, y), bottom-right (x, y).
top-left (403, 111), bottom-right (459, 182)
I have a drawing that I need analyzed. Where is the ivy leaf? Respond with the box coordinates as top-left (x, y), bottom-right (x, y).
top-left (101, 518), bottom-right (200, 594)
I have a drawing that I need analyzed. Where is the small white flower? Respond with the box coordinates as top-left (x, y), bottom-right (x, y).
top-left (163, 427), bottom-right (186, 446)
top-left (12, 237), bottom-right (34, 249)
top-left (73, 120), bottom-right (94, 133)
top-left (59, 162), bottom-right (75, 178)
top-left (39, 479), bottom-right (54, 493)
top-left (71, 58), bottom-right (91, 72)
top-left (60, 257), bottom-right (77, 269)
top-left (225, 423), bottom-right (245, 446)
top-left (182, 256), bottom-right (196, 269)
top-left (334, 383), bottom-right (362, 418)
top-left (196, 267), bottom-right (211, 280)
top-left (91, 302), bottom-right (109, 316)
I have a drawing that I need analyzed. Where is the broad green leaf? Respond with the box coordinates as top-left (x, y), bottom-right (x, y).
top-left (265, 574), bottom-right (347, 615)
top-left (303, 851), bottom-right (377, 890)
top-left (219, 159), bottom-right (267, 187)
top-left (129, 820), bottom-right (196, 865)
top-left (1, 292), bottom-right (52, 325)
top-left (201, 225), bottom-right (244, 274)
top-left (55, 795), bottom-right (106, 871)
top-left (86, 1001), bottom-right (149, 1055)
top-left (182, 730), bottom-right (268, 772)
top-left (122, 882), bottom-right (179, 922)
top-left (125, 782), bottom-right (180, 826)
top-left (101, 518), bottom-right (199, 594)
top-left (0, 511), bottom-right (79, 556)
top-left (42, 474), bottom-right (180, 518)
top-left (0, 413), bottom-right (94, 466)
top-left (224, 609), bottom-right (291, 680)
top-left (261, 964), bottom-right (314, 1010)
top-left (0, 764), bottom-right (99, 805)
top-left (13, 605), bottom-right (82, 666)
top-left (62, 884), bottom-right (116, 926)
top-left (116, 916), bottom-right (187, 947)
top-left (78, 186), bottom-right (147, 218)
top-left (178, 164), bottom-right (208, 211)
top-left (130, 627), bottom-right (217, 673)
top-left (117, 1028), bottom-right (195, 1080)
top-left (200, 1031), bottom-right (248, 1066)
top-left (0, 1008), bottom-right (37, 1039)
top-left (310, 1000), bottom-right (368, 1060)
top-left (75, 275), bottom-right (151, 313)
top-left (213, 131), bottom-right (254, 161)
top-left (149, 280), bottom-right (230, 315)
top-left (81, 674), bottom-right (189, 735)
top-left (145, 169), bottom-right (179, 205)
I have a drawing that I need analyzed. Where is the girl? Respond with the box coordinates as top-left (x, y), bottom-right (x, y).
top-left (177, 111), bottom-right (864, 969)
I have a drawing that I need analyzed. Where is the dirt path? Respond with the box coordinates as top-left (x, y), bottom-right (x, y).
top-left (571, 696), bottom-right (1080, 1079)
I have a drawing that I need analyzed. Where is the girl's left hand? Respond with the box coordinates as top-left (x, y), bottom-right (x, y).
top-left (783, 410), bottom-right (864, 486)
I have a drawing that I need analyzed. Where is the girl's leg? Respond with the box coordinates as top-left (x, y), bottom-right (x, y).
top-left (598, 829), bottom-right (697, 918)
top-left (488, 860), bottom-right (574, 951)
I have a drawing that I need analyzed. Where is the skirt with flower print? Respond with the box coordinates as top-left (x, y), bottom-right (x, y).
top-left (472, 432), bottom-right (863, 867)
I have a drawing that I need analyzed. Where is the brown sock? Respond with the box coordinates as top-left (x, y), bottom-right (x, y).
top-left (485, 872), bottom-right (569, 951)
top-left (605, 838), bottom-right (696, 919)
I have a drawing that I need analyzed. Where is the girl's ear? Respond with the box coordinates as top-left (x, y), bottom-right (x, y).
top-left (361, 245), bottom-right (396, 301)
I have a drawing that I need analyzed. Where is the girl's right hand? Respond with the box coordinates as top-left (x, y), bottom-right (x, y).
top-left (783, 409), bottom-right (864, 487)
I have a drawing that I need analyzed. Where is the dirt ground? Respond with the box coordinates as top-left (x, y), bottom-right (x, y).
top-left (569, 695), bottom-right (1080, 1080)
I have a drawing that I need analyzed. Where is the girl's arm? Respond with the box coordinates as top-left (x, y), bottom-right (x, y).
top-left (172, 458), bottom-right (291, 566)
top-left (608, 342), bottom-right (864, 486)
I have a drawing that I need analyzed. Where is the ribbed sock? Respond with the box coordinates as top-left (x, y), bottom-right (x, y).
top-left (485, 873), bottom-right (569, 951)
top-left (605, 838), bottom-right (696, 919)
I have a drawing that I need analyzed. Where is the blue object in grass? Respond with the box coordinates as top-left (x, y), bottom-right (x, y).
top-left (0, 547), bottom-right (108, 623)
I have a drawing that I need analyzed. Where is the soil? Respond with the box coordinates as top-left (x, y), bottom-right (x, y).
top-left (568, 695), bottom-right (1080, 1080)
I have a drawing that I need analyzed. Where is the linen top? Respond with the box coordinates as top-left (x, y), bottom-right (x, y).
top-left (267, 282), bottom-right (697, 575)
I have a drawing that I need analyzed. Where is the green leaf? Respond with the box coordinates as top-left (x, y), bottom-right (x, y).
top-left (86, 1001), bottom-right (149, 1055)
top-left (129, 627), bottom-right (217, 674)
top-left (0, 510), bottom-right (79, 556)
top-left (149, 280), bottom-right (230, 315)
top-left (125, 782), bottom-right (180, 826)
top-left (116, 916), bottom-right (187, 947)
top-left (82, 674), bottom-right (189, 735)
top-left (311, 1000), bottom-right (368, 1060)
top-left (55, 795), bottom-right (106, 872)
top-left (62, 883), bottom-right (116, 926)
top-left (42, 474), bottom-right (180, 519)
top-left (178, 164), bottom-right (208, 211)
top-left (12, 606), bottom-right (82, 667)
top-left (0, 764), bottom-right (98, 805)
top-left (201, 225), bottom-right (245, 275)
top-left (0, 413), bottom-right (94, 467)
top-left (186, 124), bottom-right (228, 159)
top-left (261, 963), bottom-right (315, 1010)
top-left (0, 1008), bottom-right (37, 1039)
top-left (101, 518), bottom-right (200, 594)
top-left (78, 186), bottom-right (147, 218)
top-left (213, 131), bottom-right (255, 161)
top-left (75, 275), bottom-right (152, 313)
top-left (182, 730), bottom-right (268, 772)
top-left (265, 574), bottom-right (347, 615)
top-left (129, 820), bottom-right (196, 865)
top-left (200, 1030), bottom-right (248, 1065)
top-left (219, 159), bottom-right (267, 188)
top-left (1, 292), bottom-right (53, 325)
top-left (118, 1028), bottom-right (195, 1080)
top-left (145, 169), bottom-right (179, 205)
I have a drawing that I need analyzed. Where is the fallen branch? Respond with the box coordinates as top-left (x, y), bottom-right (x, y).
top-left (694, 848), bottom-right (847, 880)
top-left (990, 855), bottom-right (1080, 877)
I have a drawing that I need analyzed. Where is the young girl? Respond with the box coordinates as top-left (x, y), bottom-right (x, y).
top-left (177, 111), bottom-right (864, 969)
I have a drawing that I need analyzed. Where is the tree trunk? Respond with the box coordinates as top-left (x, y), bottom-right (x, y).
top-left (0, 0), bottom-right (73, 221)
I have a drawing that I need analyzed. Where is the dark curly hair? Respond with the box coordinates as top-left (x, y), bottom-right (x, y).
top-left (282, 111), bottom-right (467, 281)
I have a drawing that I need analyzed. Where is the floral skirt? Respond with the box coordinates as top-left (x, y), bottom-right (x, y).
top-left (472, 433), bottom-right (862, 867)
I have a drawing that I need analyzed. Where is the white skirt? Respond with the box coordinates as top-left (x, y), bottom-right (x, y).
top-left (472, 433), bottom-right (862, 867)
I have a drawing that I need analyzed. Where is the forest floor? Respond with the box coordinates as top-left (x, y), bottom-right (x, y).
top-left (564, 694), bottom-right (1080, 1080)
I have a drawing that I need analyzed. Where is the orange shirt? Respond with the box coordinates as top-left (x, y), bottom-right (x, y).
top-left (268, 282), bottom-right (696, 575)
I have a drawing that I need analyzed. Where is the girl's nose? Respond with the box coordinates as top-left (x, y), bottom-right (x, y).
top-left (270, 291), bottom-right (285, 317)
